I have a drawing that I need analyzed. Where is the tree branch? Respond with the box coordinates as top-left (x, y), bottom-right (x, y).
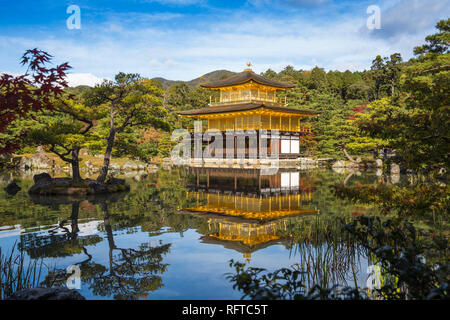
top-left (56, 101), bottom-right (94, 134)
top-left (116, 108), bottom-right (138, 132)
top-left (49, 144), bottom-right (72, 163)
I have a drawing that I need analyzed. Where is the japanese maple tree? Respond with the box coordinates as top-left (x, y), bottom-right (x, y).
top-left (0, 49), bottom-right (71, 154)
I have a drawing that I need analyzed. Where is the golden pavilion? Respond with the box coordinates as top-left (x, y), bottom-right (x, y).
top-left (177, 64), bottom-right (321, 161)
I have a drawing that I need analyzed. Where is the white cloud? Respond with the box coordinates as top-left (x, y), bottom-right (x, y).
top-left (363, 0), bottom-right (450, 40)
top-left (140, 0), bottom-right (206, 5)
top-left (66, 73), bottom-right (106, 87)
top-left (248, 0), bottom-right (330, 8)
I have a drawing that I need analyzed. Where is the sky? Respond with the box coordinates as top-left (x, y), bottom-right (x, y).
top-left (0, 0), bottom-right (448, 86)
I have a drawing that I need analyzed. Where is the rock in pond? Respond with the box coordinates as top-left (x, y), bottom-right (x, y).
top-left (33, 172), bottom-right (53, 184)
top-left (28, 174), bottom-right (130, 195)
top-left (332, 160), bottom-right (346, 169)
top-left (6, 287), bottom-right (85, 300)
top-left (5, 181), bottom-right (21, 195)
top-left (110, 163), bottom-right (121, 171)
top-left (122, 161), bottom-right (138, 171)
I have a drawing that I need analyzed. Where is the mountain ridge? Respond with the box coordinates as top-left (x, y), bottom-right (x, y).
top-left (152, 69), bottom-right (236, 89)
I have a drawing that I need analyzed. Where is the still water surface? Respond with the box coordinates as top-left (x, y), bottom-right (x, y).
top-left (0, 167), bottom-right (387, 299)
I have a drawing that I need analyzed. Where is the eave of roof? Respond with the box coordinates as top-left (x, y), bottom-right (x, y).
top-left (199, 235), bottom-right (284, 253)
top-left (200, 70), bottom-right (295, 89)
top-left (177, 103), bottom-right (321, 116)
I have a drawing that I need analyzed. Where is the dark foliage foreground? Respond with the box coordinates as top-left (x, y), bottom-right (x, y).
top-left (227, 216), bottom-right (449, 300)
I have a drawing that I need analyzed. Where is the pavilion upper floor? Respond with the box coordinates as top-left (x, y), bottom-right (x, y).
top-left (180, 105), bottom-right (319, 133)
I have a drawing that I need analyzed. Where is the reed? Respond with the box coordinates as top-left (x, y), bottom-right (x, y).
top-left (0, 242), bottom-right (45, 300)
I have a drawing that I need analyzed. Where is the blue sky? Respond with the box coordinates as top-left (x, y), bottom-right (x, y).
top-left (0, 0), bottom-right (448, 86)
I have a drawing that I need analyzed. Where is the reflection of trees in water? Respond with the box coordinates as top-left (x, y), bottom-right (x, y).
top-left (104, 169), bottom-right (198, 235)
top-left (84, 201), bottom-right (171, 300)
top-left (307, 170), bottom-right (379, 217)
top-left (26, 193), bottom-right (171, 300)
top-left (18, 200), bottom-right (102, 259)
top-left (11, 170), bottom-right (192, 299)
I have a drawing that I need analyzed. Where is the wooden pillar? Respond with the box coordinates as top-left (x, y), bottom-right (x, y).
top-left (256, 129), bottom-right (259, 160)
top-left (223, 131), bottom-right (226, 159)
top-left (299, 133), bottom-right (301, 155)
top-left (258, 171), bottom-right (261, 190)
top-left (279, 132), bottom-right (281, 155)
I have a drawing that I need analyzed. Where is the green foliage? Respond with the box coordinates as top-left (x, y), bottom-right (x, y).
top-left (343, 217), bottom-right (448, 300)
top-left (29, 99), bottom-right (103, 154)
top-left (157, 133), bottom-right (176, 158)
top-left (258, 61), bottom-right (392, 158)
top-left (369, 53), bottom-right (403, 99)
top-left (356, 19), bottom-right (450, 171)
top-left (82, 73), bottom-right (173, 178)
top-left (227, 259), bottom-right (365, 300)
top-left (164, 82), bottom-right (210, 129)
top-left (301, 93), bottom-right (365, 158)
top-left (85, 74), bottom-right (172, 134)
top-left (413, 18), bottom-right (450, 55)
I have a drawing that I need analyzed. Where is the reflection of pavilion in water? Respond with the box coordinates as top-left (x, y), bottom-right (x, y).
top-left (180, 167), bottom-right (318, 260)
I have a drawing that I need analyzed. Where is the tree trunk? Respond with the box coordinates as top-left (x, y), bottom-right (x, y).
top-left (70, 202), bottom-right (80, 236)
top-left (71, 147), bottom-right (82, 183)
top-left (100, 201), bottom-right (115, 248)
top-left (342, 146), bottom-right (356, 163)
top-left (97, 129), bottom-right (116, 183)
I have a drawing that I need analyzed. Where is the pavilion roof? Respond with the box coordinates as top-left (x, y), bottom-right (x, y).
top-left (200, 70), bottom-right (296, 89)
top-left (199, 235), bottom-right (285, 254)
top-left (177, 102), bottom-right (321, 116)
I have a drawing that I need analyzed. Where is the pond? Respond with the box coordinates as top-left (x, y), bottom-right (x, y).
top-left (0, 167), bottom-right (396, 300)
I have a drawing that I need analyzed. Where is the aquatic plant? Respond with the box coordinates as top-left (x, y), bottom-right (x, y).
top-left (227, 217), bottom-right (449, 300)
top-left (0, 242), bottom-right (46, 299)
